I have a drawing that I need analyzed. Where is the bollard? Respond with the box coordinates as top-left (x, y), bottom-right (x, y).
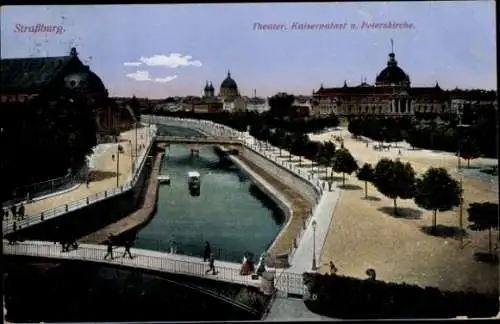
top-left (65, 204), bottom-right (68, 212)
top-left (41, 212), bottom-right (44, 221)
top-left (86, 197), bottom-right (89, 204)
top-left (105, 190), bottom-right (107, 198)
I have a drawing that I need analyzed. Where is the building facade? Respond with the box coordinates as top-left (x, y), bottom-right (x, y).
top-left (311, 50), bottom-right (450, 117)
top-left (0, 47), bottom-right (129, 137)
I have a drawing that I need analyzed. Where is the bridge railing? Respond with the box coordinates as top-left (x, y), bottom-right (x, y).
top-left (2, 125), bottom-right (157, 235)
top-left (3, 241), bottom-right (260, 288)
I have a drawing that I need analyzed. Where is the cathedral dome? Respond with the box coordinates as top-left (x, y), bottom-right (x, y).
top-left (375, 53), bottom-right (410, 86)
top-left (220, 71), bottom-right (238, 90)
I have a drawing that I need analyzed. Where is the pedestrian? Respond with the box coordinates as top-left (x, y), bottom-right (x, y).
top-left (203, 241), bottom-right (211, 262)
top-left (112, 154), bottom-right (115, 162)
top-left (329, 261), bottom-right (338, 275)
top-left (122, 240), bottom-right (133, 259)
top-left (10, 205), bottom-right (17, 219)
top-left (71, 239), bottom-right (79, 250)
top-left (18, 204), bottom-right (25, 219)
top-left (398, 149), bottom-right (401, 155)
top-left (104, 239), bottom-right (114, 260)
top-left (205, 253), bottom-right (216, 275)
top-left (170, 240), bottom-right (177, 254)
top-left (86, 176), bottom-right (91, 188)
top-left (26, 192), bottom-right (30, 202)
top-left (61, 239), bottom-right (69, 252)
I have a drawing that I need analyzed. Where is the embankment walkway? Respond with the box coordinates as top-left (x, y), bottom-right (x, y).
top-left (3, 126), bottom-right (156, 235)
top-left (79, 143), bottom-right (166, 244)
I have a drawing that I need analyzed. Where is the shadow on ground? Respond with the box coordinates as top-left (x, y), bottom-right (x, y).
top-left (378, 206), bottom-right (423, 220)
top-left (420, 225), bottom-right (468, 238)
top-left (89, 170), bottom-right (120, 182)
top-left (338, 184), bottom-right (362, 191)
top-left (474, 252), bottom-right (499, 265)
top-left (362, 196), bottom-right (381, 202)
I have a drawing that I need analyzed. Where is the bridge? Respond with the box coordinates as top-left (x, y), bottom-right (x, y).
top-left (156, 135), bottom-right (242, 145)
top-left (4, 240), bottom-right (306, 297)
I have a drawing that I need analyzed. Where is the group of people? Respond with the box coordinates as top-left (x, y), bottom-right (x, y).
top-left (104, 237), bottom-right (134, 260)
top-left (2, 203), bottom-right (26, 221)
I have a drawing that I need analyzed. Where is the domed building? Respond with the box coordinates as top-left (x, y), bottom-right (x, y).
top-left (375, 52), bottom-right (410, 87)
top-left (0, 47), bottom-right (131, 139)
top-left (219, 70), bottom-right (239, 99)
top-left (312, 41), bottom-right (453, 117)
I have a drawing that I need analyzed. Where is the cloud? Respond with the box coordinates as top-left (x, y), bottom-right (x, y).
top-left (124, 62), bottom-right (143, 67)
top-left (154, 75), bottom-right (178, 83)
top-left (126, 70), bottom-right (178, 83)
top-left (138, 53), bottom-right (202, 68)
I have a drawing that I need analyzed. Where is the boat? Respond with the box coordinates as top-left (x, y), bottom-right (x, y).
top-left (158, 175), bottom-right (171, 185)
top-left (187, 171), bottom-right (201, 191)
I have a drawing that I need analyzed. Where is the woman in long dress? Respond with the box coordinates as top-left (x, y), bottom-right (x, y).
top-left (240, 255), bottom-right (251, 275)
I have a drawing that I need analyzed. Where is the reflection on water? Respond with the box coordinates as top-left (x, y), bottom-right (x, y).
top-left (133, 126), bottom-right (285, 263)
top-left (4, 260), bottom-right (260, 323)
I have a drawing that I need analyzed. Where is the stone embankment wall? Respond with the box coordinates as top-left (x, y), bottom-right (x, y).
top-left (79, 143), bottom-right (166, 243)
top-left (238, 147), bottom-right (318, 206)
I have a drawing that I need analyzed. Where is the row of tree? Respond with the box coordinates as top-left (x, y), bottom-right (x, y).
top-left (348, 108), bottom-right (497, 159)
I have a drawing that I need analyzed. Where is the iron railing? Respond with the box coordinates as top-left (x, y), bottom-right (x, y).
top-left (132, 239), bottom-right (255, 264)
top-left (3, 241), bottom-right (260, 288)
top-left (4, 240), bottom-right (307, 297)
top-left (4, 164), bottom-right (88, 206)
top-left (2, 125), bottom-right (157, 235)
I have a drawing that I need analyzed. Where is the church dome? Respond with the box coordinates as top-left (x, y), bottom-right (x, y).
top-left (375, 53), bottom-right (410, 86)
top-left (64, 68), bottom-right (107, 95)
top-left (220, 71), bottom-right (238, 90)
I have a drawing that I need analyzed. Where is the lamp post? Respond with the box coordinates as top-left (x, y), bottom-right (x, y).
top-left (312, 219), bottom-right (317, 271)
top-left (134, 121), bottom-right (138, 171)
top-left (116, 141), bottom-right (120, 188)
top-left (457, 121), bottom-right (470, 243)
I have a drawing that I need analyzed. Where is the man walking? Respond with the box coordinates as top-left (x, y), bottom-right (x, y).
top-left (203, 241), bottom-right (211, 262)
top-left (18, 204), bottom-right (25, 219)
top-left (205, 253), bottom-right (216, 275)
top-left (122, 240), bottom-right (133, 259)
top-left (104, 238), bottom-right (114, 260)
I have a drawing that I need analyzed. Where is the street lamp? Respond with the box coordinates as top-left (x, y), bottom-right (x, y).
top-left (312, 219), bottom-right (317, 271)
top-left (457, 122), bottom-right (470, 243)
top-left (134, 121), bottom-right (138, 171)
top-left (116, 141), bottom-right (121, 188)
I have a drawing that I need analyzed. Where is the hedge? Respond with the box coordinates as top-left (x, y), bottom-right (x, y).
top-left (303, 272), bottom-right (498, 319)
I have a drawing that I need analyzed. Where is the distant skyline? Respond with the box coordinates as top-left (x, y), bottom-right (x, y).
top-left (1, 2), bottom-right (497, 99)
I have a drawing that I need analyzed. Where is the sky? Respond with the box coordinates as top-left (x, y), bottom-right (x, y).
top-left (1, 2), bottom-right (497, 99)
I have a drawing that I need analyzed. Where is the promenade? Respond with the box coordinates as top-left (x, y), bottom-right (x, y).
top-left (3, 126), bottom-right (152, 234)
top-left (79, 144), bottom-right (166, 243)
top-left (310, 128), bottom-right (498, 294)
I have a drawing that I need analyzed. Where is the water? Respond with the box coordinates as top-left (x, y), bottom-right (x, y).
top-left (4, 260), bottom-right (262, 322)
top-left (133, 125), bottom-right (285, 263)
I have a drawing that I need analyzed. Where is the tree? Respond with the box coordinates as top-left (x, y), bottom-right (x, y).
top-left (332, 148), bottom-right (358, 185)
top-left (460, 137), bottom-right (481, 168)
top-left (468, 202), bottom-right (499, 255)
top-left (268, 92), bottom-right (295, 121)
top-left (348, 118), bottom-right (363, 137)
top-left (373, 158), bottom-right (416, 215)
top-left (357, 163), bottom-right (374, 199)
top-left (320, 141), bottom-right (336, 179)
top-left (414, 168), bottom-right (462, 229)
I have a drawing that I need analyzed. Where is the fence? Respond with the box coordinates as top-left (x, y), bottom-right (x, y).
top-left (2, 125), bottom-right (157, 235)
top-left (5, 165), bottom-right (88, 206)
top-left (3, 241), bottom-right (260, 288)
top-left (131, 239), bottom-right (255, 264)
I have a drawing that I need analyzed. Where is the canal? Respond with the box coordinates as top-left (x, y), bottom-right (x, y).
top-left (131, 125), bottom-right (285, 262)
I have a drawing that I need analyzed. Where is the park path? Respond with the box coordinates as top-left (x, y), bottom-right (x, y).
top-left (309, 128), bottom-right (498, 294)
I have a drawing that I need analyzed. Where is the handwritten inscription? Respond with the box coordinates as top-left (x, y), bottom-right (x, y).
top-left (14, 24), bottom-right (65, 34)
